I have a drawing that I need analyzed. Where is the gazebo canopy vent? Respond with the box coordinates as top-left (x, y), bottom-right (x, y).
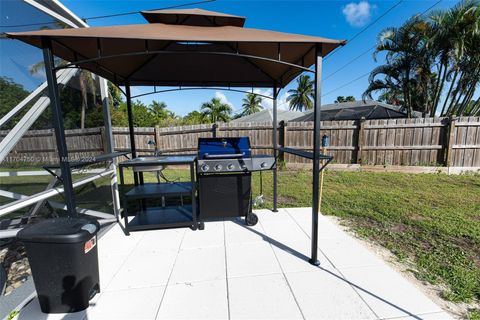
top-left (141, 8), bottom-right (246, 27)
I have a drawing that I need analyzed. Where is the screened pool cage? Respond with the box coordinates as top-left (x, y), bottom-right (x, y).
top-left (1, 0), bottom-right (345, 266)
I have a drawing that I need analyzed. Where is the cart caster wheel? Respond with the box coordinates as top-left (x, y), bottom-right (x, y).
top-left (246, 213), bottom-right (258, 226)
top-left (198, 222), bottom-right (205, 230)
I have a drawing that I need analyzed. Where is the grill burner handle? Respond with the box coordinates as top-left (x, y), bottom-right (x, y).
top-left (204, 152), bottom-right (245, 159)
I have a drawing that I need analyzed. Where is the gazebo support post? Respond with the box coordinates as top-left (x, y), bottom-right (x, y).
top-left (125, 81), bottom-right (139, 185)
top-left (99, 78), bottom-right (121, 220)
top-left (42, 38), bottom-right (77, 217)
top-left (309, 44), bottom-right (323, 266)
top-left (272, 84), bottom-right (279, 212)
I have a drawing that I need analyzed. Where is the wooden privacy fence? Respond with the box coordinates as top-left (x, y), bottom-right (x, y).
top-left (2, 117), bottom-right (480, 167)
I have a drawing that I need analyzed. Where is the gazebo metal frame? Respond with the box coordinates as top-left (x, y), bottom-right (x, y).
top-left (7, 9), bottom-right (343, 265)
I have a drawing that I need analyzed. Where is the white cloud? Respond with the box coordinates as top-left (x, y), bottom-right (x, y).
top-left (214, 91), bottom-right (234, 109)
top-left (342, 1), bottom-right (375, 27)
top-left (253, 89), bottom-right (291, 111)
top-left (28, 63), bottom-right (46, 79)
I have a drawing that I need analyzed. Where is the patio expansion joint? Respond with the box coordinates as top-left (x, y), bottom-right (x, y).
top-left (153, 229), bottom-right (187, 320)
top-left (258, 218), bottom-right (307, 320)
top-left (284, 208), bottom-right (381, 319)
top-left (223, 221), bottom-right (232, 320)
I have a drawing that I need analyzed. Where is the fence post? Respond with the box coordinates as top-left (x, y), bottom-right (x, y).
top-left (212, 123), bottom-right (220, 138)
top-left (445, 115), bottom-right (457, 167)
top-left (356, 117), bottom-right (366, 164)
top-left (100, 127), bottom-right (108, 153)
top-left (154, 125), bottom-right (161, 151)
top-left (279, 121), bottom-right (286, 162)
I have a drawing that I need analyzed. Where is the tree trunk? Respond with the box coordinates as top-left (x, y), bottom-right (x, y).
top-left (451, 89), bottom-right (465, 116)
top-left (440, 70), bottom-right (459, 117)
top-left (457, 67), bottom-right (480, 116)
top-left (432, 62), bottom-right (448, 117)
top-left (403, 64), bottom-right (413, 118)
top-left (472, 97), bottom-right (480, 116)
top-left (458, 86), bottom-right (475, 116)
top-left (79, 75), bottom-right (88, 129)
top-left (430, 61), bottom-right (445, 117)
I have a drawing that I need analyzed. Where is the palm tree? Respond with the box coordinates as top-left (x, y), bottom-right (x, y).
top-left (150, 101), bottom-right (174, 119)
top-left (30, 61), bottom-right (96, 129)
top-left (335, 96), bottom-right (355, 103)
top-left (287, 75), bottom-right (314, 111)
top-left (241, 93), bottom-right (263, 116)
top-left (428, 0), bottom-right (480, 116)
top-left (30, 21), bottom-right (99, 129)
top-left (200, 97), bottom-right (232, 123)
top-left (364, 16), bottom-right (436, 117)
top-left (441, 1), bottom-right (480, 116)
top-left (364, 1), bottom-right (480, 117)
top-left (183, 110), bottom-right (208, 124)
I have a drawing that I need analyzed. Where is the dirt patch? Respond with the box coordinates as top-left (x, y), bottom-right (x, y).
top-left (390, 223), bottom-right (408, 233)
top-left (0, 241), bottom-right (31, 295)
top-left (277, 195), bottom-right (297, 205)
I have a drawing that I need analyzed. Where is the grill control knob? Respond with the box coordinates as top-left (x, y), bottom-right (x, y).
top-left (260, 162), bottom-right (268, 168)
top-left (214, 164), bottom-right (222, 171)
top-left (227, 164), bottom-right (235, 171)
top-left (201, 164), bottom-right (210, 172)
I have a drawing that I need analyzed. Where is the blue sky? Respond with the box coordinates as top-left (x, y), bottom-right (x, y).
top-left (1, 0), bottom-right (459, 116)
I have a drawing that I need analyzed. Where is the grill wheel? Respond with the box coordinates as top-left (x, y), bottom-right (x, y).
top-left (245, 213), bottom-right (258, 226)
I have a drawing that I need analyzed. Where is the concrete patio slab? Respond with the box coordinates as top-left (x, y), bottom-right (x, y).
top-left (15, 208), bottom-right (454, 320)
top-left (339, 265), bottom-right (445, 319)
top-left (226, 241), bottom-right (282, 278)
top-left (170, 246), bottom-right (226, 284)
top-left (285, 270), bottom-right (377, 320)
top-left (156, 280), bottom-right (228, 320)
top-left (228, 274), bottom-right (303, 320)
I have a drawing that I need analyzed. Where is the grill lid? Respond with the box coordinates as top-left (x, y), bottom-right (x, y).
top-left (198, 137), bottom-right (251, 159)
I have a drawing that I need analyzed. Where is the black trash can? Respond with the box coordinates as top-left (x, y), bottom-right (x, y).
top-left (17, 217), bottom-right (100, 313)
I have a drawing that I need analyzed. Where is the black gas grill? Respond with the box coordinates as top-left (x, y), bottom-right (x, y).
top-left (197, 137), bottom-right (275, 226)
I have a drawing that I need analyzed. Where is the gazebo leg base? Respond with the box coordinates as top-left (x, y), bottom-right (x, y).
top-left (272, 209), bottom-right (278, 212)
top-left (309, 258), bottom-right (320, 266)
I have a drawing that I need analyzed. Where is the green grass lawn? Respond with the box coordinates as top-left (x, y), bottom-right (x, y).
top-left (1, 168), bottom-right (479, 310)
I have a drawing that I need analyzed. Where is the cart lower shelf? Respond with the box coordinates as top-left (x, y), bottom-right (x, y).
top-left (127, 205), bottom-right (196, 231)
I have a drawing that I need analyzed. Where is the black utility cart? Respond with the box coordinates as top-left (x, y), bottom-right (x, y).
top-left (119, 155), bottom-right (199, 232)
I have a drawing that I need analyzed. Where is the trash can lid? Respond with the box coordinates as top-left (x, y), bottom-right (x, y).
top-left (17, 217), bottom-right (100, 244)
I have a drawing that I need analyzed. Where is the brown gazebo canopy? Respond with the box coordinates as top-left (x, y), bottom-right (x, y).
top-left (6, 9), bottom-right (344, 88)
top-left (5, 8), bottom-right (345, 266)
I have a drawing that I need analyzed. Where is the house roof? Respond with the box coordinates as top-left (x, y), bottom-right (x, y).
top-left (291, 100), bottom-right (421, 121)
top-left (6, 9), bottom-right (345, 88)
top-left (232, 109), bottom-right (304, 123)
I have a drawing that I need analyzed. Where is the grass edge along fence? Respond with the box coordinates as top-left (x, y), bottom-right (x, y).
top-left (1, 116), bottom-right (479, 168)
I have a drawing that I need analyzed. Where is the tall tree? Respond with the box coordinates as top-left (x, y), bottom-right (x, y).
top-left (335, 96), bottom-right (356, 103)
top-left (30, 62), bottom-right (98, 128)
top-left (363, 16), bottom-right (435, 117)
top-left (200, 97), bottom-right (232, 123)
top-left (287, 75), bottom-right (314, 111)
top-left (183, 110), bottom-right (208, 124)
top-left (0, 77), bottom-right (29, 129)
top-left (241, 93), bottom-right (263, 116)
top-left (363, 1), bottom-right (480, 117)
